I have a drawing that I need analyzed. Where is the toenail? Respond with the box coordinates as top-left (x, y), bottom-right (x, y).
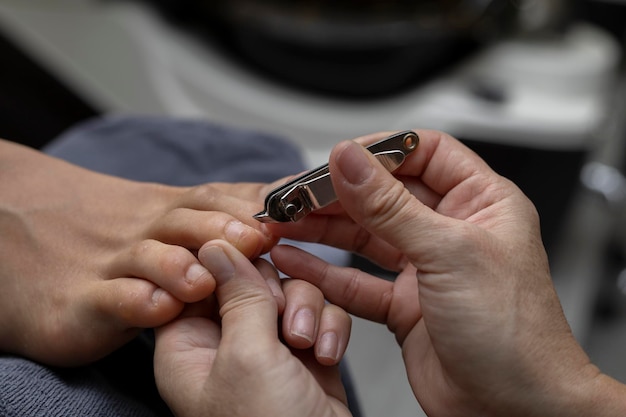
top-left (152, 287), bottom-right (167, 307)
top-left (186, 263), bottom-right (209, 286)
top-left (225, 221), bottom-right (249, 245)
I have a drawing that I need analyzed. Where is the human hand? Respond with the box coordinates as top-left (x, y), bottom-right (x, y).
top-left (270, 130), bottom-right (612, 416)
top-left (154, 239), bottom-right (351, 417)
top-left (0, 140), bottom-right (277, 366)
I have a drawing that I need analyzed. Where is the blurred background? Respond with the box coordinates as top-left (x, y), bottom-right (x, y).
top-left (1, 0), bottom-right (626, 415)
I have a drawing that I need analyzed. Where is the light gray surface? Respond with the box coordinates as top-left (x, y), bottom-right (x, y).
top-left (0, 0), bottom-right (619, 165)
top-left (1, 1), bottom-right (625, 415)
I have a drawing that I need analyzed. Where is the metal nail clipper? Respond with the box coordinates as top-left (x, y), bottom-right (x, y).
top-left (253, 130), bottom-right (419, 223)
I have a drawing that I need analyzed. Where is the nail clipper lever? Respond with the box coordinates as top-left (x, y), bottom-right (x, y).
top-left (253, 131), bottom-right (419, 223)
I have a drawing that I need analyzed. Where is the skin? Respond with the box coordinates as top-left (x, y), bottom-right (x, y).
top-left (265, 130), bottom-right (626, 417)
top-left (13, 126), bottom-right (626, 416)
top-left (0, 138), bottom-right (278, 366)
top-left (154, 240), bottom-right (352, 417)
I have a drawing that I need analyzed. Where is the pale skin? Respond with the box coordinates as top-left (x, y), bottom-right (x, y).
top-left (10, 126), bottom-right (626, 416)
top-left (151, 131), bottom-right (626, 417)
top-left (259, 130), bottom-right (626, 417)
top-left (0, 138), bottom-right (291, 366)
top-left (154, 240), bottom-right (352, 417)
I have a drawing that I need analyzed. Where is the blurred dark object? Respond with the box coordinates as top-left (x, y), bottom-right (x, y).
top-left (578, 0), bottom-right (626, 48)
top-left (465, 139), bottom-right (587, 254)
top-left (139, 0), bottom-right (520, 97)
top-left (0, 29), bottom-right (99, 149)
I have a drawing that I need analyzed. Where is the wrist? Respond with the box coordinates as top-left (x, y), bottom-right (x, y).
top-left (481, 342), bottom-right (626, 417)
top-left (522, 363), bottom-right (626, 417)
top-left (569, 371), bottom-right (626, 417)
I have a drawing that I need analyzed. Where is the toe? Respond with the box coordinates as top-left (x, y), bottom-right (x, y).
top-left (92, 277), bottom-right (185, 329)
top-left (111, 239), bottom-right (216, 303)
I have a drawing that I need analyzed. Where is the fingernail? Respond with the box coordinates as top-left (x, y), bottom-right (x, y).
top-left (291, 308), bottom-right (315, 343)
top-left (336, 141), bottom-right (374, 185)
top-left (200, 246), bottom-right (235, 282)
top-left (185, 263), bottom-right (209, 286)
top-left (318, 332), bottom-right (339, 362)
top-left (265, 278), bottom-right (282, 300)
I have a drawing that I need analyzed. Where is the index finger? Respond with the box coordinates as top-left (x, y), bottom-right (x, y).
top-left (271, 244), bottom-right (394, 323)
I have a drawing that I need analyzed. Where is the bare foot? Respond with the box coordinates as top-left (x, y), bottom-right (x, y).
top-left (0, 140), bottom-right (276, 366)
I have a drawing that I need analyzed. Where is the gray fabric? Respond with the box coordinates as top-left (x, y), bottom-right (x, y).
top-left (44, 115), bottom-right (306, 185)
top-left (0, 356), bottom-right (153, 417)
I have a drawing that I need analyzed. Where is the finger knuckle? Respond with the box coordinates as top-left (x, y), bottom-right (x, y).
top-left (340, 267), bottom-right (362, 306)
top-left (351, 226), bottom-right (373, 254)
top-left (365, 180), bottom-right (412, 228)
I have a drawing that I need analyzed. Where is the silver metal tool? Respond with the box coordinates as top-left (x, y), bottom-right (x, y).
top-left (253, 130), bottom-right (419, 223)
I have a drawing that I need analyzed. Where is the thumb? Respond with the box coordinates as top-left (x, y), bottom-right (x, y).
top-left (329, 140), bottom-right (447, 261)
top-left (198, 240), bottom-right (278, 346)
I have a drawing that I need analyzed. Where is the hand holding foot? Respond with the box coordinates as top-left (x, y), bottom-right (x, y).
top-left (0, 140), bottom-right (276, 365)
